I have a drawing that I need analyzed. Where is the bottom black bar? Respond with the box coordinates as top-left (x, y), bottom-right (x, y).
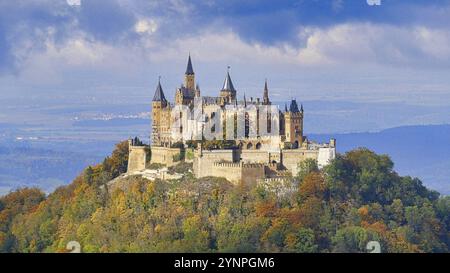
top-left (1, 253), bottom-right (445, 272)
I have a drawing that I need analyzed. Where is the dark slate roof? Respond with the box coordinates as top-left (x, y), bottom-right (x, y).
top-left (222, 71), bottom-right (236, 92)
top-left (289, 99), bottom-right (300, 113)
top-left (179, 86), bottom-right (195, 98)
top-left (152, 80), bottom-right (167, 102)
top-left (185, 55), bottom-right (194, 75)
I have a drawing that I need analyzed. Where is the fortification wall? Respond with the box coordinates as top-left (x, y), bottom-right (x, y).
top-left (317, 147), bottom-right (336, 169)
top-left (201, 149), bottom-right (235, 162)
top-left (282, 149), bottom-right (319, 176)
top-left (127, 145), bottom-right (147, 173)
top-left (151, 146), bottom-right (182, 167)
top-left (211, 162), bottom-right (242, 184)
top-left (240, 150), bottom-right (269, 163)
top-left (241, 163), bottom-right (265, 185)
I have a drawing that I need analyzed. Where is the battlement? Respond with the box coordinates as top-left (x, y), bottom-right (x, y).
top-left (242, 163), bottom-right (266, 168)
top-left (213, 161), bottom-right (241, 168)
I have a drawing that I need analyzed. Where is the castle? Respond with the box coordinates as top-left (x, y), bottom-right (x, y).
top-left (127, 55), bottom-right (336, 184)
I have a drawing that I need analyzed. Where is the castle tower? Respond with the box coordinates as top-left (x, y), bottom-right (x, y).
top-left (263, 79), bottom-right (270, 105)
top-left (175, 54), bottom-right (196, 106)
top-left (220, 67), bottom-right (237, 104)
top-left (185, 54), bottom-right (195, 90)
top-left (284, 99), bottom-right (303, 148)
top-left (151, 78), bottom-right (168, 146)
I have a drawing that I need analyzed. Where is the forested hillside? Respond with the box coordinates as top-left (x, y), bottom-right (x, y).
top-left (0, 141), bottom-right (449, 253)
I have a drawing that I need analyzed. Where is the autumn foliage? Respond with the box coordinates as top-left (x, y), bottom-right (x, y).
top-left (0, 145), bottom-right (449, 253)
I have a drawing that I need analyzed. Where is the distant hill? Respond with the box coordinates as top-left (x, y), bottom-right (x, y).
top-left (311, 124), bottom-right (450, 195)
top-left (0, 140), bottom-right (116, 195)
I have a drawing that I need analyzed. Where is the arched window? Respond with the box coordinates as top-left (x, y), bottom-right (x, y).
top-left (256, 142), bottom-right (262, 150)
top-left (246, 143), bottom-right (253, 149)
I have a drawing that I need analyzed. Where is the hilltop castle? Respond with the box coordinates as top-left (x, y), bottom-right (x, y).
top-left (127, 55), bottom-right (336, 184)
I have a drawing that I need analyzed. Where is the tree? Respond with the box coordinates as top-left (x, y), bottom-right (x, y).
top-left (285, 228), bottom-right (318, 253)
top-left (332, 226), bottom-right (378, 253)
top-left (298, 172), bottom-right (327, 202)
top-left (0, 188), bottom-right (46, 252)
top-left (296, 158), bottom-right (318, 182)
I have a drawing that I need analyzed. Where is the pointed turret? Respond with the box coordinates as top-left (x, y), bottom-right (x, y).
top-left (263, 79), bottom-right (270, 105)
top-left (222, 70), bottom-right (236, 92)
top-left (185, 54), bottom-right (194, 75)
top-left (184, 54), bottom-right (195, 89)
top-left (220, 66), bottom-right (237, 103)
top-left (152, 78), bottom-right (167, 103)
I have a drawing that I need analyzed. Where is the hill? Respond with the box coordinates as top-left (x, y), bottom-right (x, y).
top-left (0, 141), bottom-right (449, 253)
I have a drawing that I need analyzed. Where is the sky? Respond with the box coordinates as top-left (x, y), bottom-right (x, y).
top-left (1, 0), bottom-right (450, 113)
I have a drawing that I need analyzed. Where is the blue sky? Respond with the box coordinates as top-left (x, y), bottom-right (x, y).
top-left (1, 0), bottom-right (450, 111)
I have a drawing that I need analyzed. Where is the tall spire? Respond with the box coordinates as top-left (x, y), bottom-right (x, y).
top-left (222, 66), bottom-right (236, 92)
top-left (244, 93), bottom-right (247, 107)
top-left (185, 53), bottom-right (194, 75)
top-left (152, 77), bottom-right (167, 102)
top-left (263, 78), bottom-right (270, 105)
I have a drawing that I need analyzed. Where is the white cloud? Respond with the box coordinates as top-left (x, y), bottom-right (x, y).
top-left (137, 23), bottom-right (450, 69)
top-left (296, 23), bottom-right (450, 67)
top-left (134, 19), bottom-right (158, 35)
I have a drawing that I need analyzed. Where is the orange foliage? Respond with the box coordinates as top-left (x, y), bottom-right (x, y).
top-left (255, 200), bottom-right (278, 217)
top-left (299, 172), bottom-right (326, 200)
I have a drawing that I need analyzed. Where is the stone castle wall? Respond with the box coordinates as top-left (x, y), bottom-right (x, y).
top-left (127, 142), bottom-right (147, 173)
top-left (241, 163), bottom-right (266, 185)
top-left (193, 149), bottom-right (236, 178)
top-left (282, 149), bottom-right (319, 176)
top-left (211, 162), bottom-right (242, 184)
top-left (240, 150), bottom-right (269, 163)
top-left (151, 146), bottom-right (182, 167)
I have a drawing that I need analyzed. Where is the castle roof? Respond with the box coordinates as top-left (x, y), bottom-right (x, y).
top-left (289, 99), bottom-right (300, 113)
top-left (222, 70), bottom-right (236, 92)
top-left (152, 79), bottom-right (167, 102)
top-left (179, 85), bottom-right (195, 98)
top-left (185, 54), bottom-right (194, 75)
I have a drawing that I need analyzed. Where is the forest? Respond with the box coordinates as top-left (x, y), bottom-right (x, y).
top-left (0, 140), bottom-right (449, 253)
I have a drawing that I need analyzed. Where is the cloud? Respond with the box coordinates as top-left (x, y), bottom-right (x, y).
top-left (1, 0), bottom-right (450, 81)
top-left (296, 23), bottom-right (450, 68)
top-left (139, 22), bottom-right (450, 69)
top-left (134, 19), bottom-right (158, 35)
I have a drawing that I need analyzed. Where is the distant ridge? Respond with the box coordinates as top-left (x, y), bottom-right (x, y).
top-left (311, 124), bottom-right (450, 195)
